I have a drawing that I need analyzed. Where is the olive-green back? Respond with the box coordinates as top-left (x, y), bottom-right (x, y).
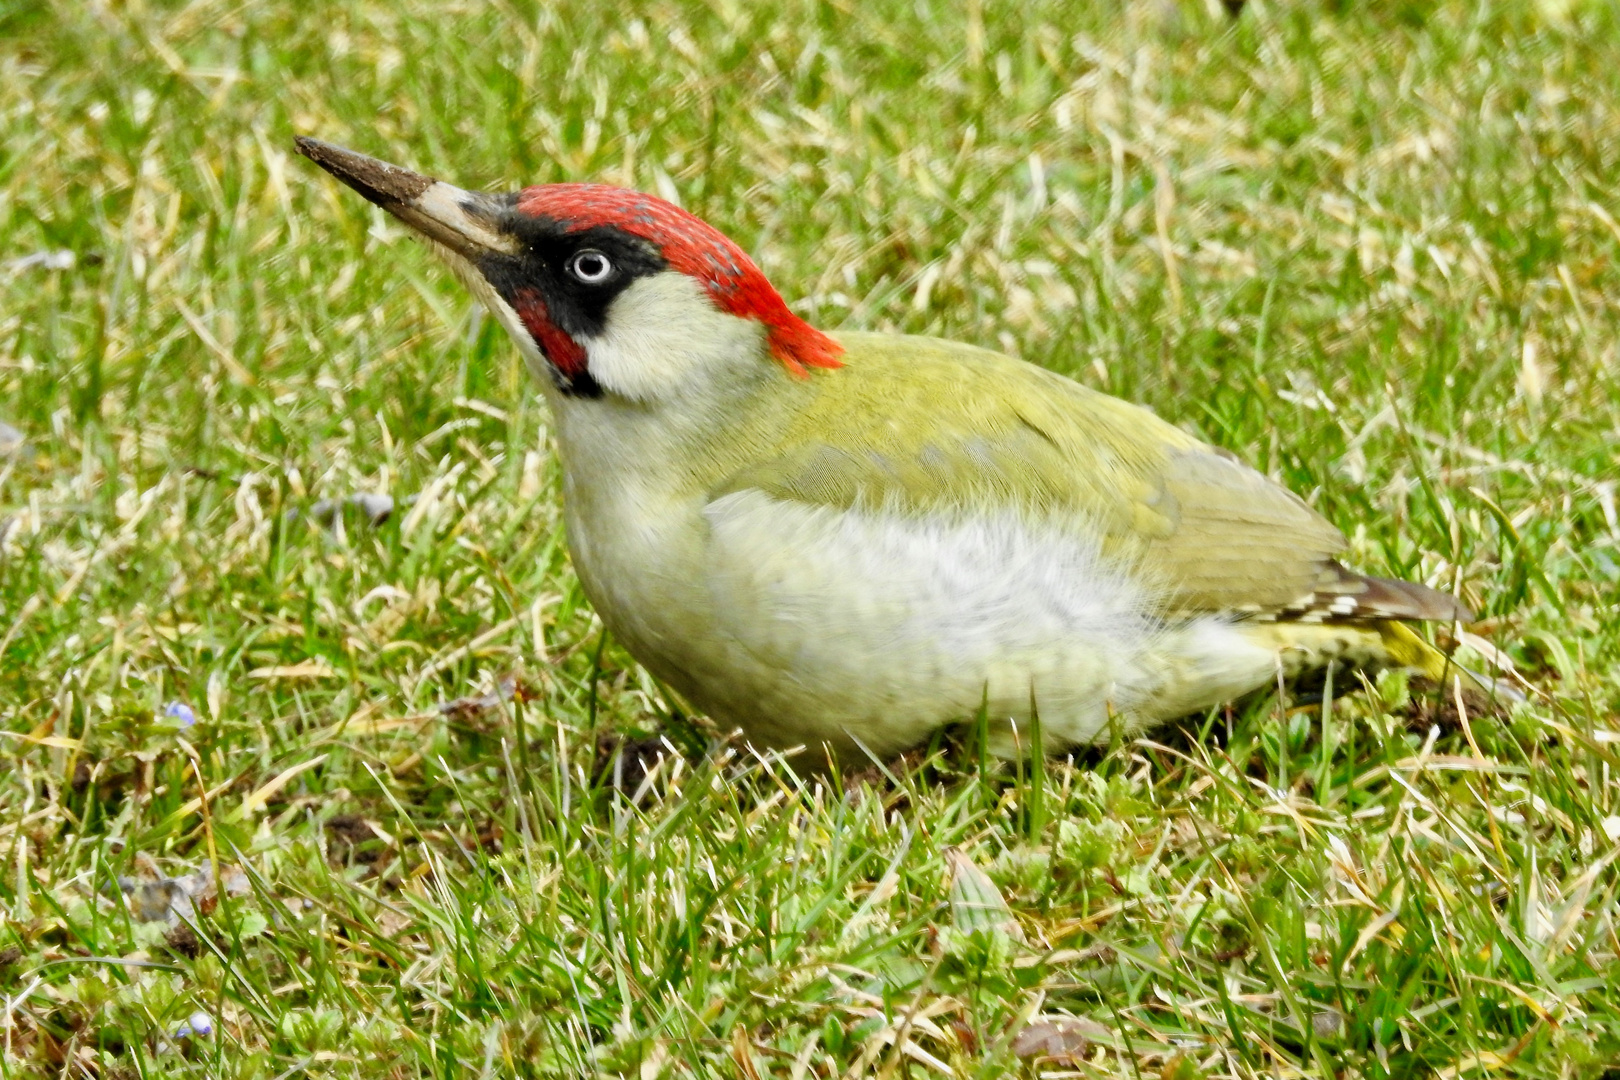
top-left (708, 332), bottom-right (1347, 618)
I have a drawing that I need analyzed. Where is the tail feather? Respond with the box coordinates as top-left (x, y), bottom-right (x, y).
top-left (1236, 620), bottom-right (1526, 705)
top-left (1376, 621), bottom-right (1526, 704)
top-left (1356, 574), bottom-right (1474, 623)
top-left (1273, 561), bottom-right (1474, 623)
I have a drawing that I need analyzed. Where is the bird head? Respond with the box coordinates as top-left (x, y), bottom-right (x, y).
top-left (295, 138), bottom-right (842, 402)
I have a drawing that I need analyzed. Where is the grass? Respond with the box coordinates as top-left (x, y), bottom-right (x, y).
top-left (3, 0), bottom-right (1619, 1075)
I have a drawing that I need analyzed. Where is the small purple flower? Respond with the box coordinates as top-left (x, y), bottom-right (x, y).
top-left (174, 1010), bottom-right (213, 1039)
top-left (162, 702), bottom-right (197, 727)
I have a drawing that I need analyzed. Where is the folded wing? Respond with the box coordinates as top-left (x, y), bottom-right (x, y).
top-left (711, 332), bottom-right (1469, 624)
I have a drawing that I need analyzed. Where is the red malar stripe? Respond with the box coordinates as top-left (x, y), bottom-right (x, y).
top-left (512, 287), bottom-right (588, 379)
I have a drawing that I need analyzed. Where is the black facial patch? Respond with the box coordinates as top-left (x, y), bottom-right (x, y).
top-left (476, 197), bottom-right (669, 345)
top-left (566, 367), bottom-right (603, 399)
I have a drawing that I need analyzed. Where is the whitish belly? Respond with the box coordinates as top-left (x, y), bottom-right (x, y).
top-left (667, 491), bottom-right (1279, 757)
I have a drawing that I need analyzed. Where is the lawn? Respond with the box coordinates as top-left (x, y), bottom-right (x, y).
top-left (2, 0), bottom-right (1619, 1076)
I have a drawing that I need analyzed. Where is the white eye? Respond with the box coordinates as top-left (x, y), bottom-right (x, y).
top-left (567, 249), bottom-right (614, 284)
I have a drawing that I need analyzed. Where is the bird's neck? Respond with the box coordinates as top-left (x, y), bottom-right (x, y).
top-left (541, 348), bottom-right (795, 501)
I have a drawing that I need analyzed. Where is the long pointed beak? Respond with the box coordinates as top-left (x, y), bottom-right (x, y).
top-left (294, 137), bottom-right (516, 259)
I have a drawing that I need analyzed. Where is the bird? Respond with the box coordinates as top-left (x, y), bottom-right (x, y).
top-left (295, 136), bottom-right (1496, 764)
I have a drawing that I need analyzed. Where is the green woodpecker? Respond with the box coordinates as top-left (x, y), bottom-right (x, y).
top-left (297, 138), bottom-right (1491, 761)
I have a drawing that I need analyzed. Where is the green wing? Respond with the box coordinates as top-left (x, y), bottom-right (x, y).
top-left (711, 333), bottom-right (1458, 621)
